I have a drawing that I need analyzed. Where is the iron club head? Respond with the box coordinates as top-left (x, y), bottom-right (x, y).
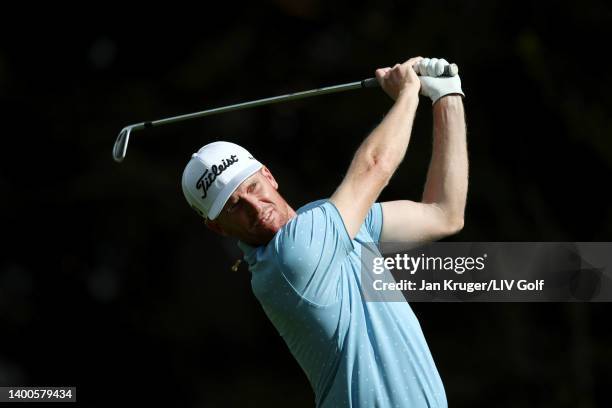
top-left (113, 123), bottom-right (148, 162)
top-left (112, 126), bottom-right (132, 163)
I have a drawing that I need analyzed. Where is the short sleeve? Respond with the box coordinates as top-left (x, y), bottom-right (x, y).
top-left (272, 201), bottom-right (353, 305)
top-left (364, 202), bottom-right (384, 242)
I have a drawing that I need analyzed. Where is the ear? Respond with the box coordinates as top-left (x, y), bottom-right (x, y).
top-left (204, 218), bottom-right (227, 236)
top-left (260, 165), bottom-right (278, 190)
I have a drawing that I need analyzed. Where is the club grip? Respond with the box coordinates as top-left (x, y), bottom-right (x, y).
top-left (441, 63), bottom-right (459, 77)
top-left (361, 63), bottom-right (459, 89)
top-left (361, 78), bottom-right (380, 88)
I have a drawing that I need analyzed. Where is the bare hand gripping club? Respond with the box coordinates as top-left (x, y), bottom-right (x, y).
top-left (112, 63), bottom-right (459, 162)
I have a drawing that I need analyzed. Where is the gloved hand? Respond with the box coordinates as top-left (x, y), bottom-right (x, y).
top-left (415, 58), bottom-right (465, 105)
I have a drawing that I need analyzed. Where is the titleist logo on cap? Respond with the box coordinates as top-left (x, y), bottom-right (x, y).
top-left (196, 155), bottom-right (239, 199)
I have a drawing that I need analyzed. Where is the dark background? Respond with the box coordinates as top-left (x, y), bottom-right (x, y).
top-left (1, 1), bottom-right (611, 406)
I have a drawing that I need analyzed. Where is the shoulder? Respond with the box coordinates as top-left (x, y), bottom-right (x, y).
top-left (271, 199), bottom-right (353, 266)
top-left (295, 198), bottom-right (330, 214)
top-left (287, 199), bottom-right (348, 235)
top-left (286, 198), bottom-right (350, 240)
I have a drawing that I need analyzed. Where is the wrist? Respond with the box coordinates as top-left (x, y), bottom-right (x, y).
top-left (397, 86), bottom-right (420, 102)
top-left (433, 94), bottom-right (463, 109)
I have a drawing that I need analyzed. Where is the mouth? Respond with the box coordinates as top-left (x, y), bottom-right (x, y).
top-left (254, 209), bottom-right (274, 229)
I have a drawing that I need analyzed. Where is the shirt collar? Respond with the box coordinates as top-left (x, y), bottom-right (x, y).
top-left (237, 240), bottom-right (258, 266)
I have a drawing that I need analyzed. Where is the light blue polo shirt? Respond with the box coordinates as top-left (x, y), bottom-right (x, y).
top-left (238, 199), bottom-right (447, 407)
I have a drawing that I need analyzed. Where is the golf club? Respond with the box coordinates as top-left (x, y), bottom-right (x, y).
top-left (112, 63), bottom-right (459, 162)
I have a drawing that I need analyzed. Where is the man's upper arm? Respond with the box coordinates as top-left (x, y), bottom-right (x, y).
top-left (330, 162), bottom-right (391, 239)
top-left (380, 200), bottom-right (461, 245)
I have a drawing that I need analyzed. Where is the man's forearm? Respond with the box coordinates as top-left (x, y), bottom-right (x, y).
top-left (354, 90), bottom-right (419, 173)
top-left (422, 96), bottom-right (468, 224)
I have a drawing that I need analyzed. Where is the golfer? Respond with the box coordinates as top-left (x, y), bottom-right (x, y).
top-left (181, 56), bottom-right (467, 407)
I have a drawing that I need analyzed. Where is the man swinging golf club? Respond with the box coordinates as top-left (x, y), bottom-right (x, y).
top-left (181, 56), bottom-right (467, 407)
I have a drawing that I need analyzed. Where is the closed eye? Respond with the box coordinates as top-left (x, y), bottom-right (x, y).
top-left (227, 182), bottom-right (257, 213)
top-left (227, 199), bottom-right (240, 213)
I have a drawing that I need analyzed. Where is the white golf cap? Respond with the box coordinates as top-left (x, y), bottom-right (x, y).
top-left (182, 141), bottom-right (263, 220)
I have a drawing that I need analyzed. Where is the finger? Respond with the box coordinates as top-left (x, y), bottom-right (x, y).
top-left (433, 58), bottom-right (448, 76)
top-left (424, 58), bottom-right (439, 76)
top-left (427, 58), bottom-right (437, 76)
top-left (428, 58), bottom-right (443, 76)
top-left (375, 67), bottom-right (390, 81)
top-left (402, 56), bottom-right (423, 72)
top-left (406, 61), bottom-right (423, 82)
top-left (387, 63), bottom-right (403, 80)
top-left (437, 58), bottom-right (449, 77)
top-left (419, 58), bottom-right (431, 76)
top-left (421, 57), bottom-right (444, 77)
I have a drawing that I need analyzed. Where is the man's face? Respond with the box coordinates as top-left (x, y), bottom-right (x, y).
top-left (207, 166), bottom-right (294, 246)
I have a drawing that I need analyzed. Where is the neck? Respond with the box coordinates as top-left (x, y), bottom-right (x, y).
top-left (286, 204), bottom-right (297, 221)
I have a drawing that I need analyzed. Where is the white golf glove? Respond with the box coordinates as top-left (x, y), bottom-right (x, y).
top-left (415, 58), bottom-right (465, 104)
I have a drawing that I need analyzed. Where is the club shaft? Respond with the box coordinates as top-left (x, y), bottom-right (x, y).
top-left (144, 80), bottom-right (367, 129)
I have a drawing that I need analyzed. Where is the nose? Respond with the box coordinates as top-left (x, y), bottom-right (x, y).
top-left (241, 194), bottom-right (263, 217)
